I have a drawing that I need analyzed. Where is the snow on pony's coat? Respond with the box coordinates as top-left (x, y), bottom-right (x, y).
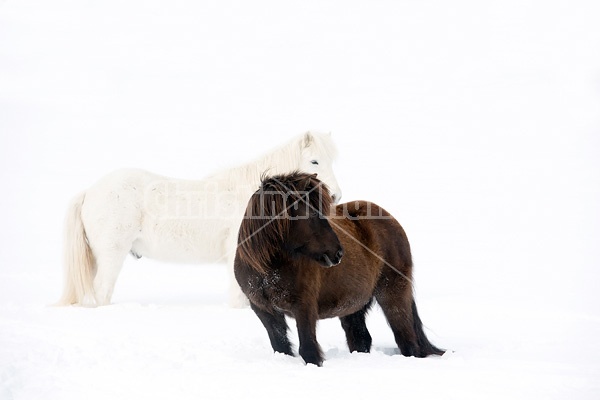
top-left (58, 132), bottom-right (342, 307)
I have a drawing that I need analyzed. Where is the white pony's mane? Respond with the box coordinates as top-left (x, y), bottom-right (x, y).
top-left (213, 132), bottom-right (337, 190)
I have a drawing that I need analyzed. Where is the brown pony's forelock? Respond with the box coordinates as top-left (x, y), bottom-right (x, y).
top-left (237, 171), bottom-right (333, 274)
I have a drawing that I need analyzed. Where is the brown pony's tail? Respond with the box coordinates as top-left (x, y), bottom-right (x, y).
top-left (412, 299), bottom-right (445, 356)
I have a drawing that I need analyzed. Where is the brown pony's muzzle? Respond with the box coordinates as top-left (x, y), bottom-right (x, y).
top-left (320, 247), bottom-right (344, 268)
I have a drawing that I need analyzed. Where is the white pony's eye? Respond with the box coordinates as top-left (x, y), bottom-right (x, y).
top-left (311, 160), bottom-right (319, 165)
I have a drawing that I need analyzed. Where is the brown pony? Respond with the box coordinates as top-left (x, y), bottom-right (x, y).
top-left (234, 172), bottom-right (443, 366)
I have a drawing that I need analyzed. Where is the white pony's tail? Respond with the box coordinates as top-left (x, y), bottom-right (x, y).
top-left (57, 192), bottom-right (96, 306)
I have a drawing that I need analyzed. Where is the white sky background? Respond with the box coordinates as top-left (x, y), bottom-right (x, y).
top-left (1, 0), bottom-right (599, 314)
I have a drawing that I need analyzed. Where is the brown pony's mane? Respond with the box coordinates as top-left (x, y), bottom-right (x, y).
top-left (237, 171), bottom-right (333, 274)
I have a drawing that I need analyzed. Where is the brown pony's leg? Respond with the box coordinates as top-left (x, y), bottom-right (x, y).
top-left (340, 300), bottom-right (373, 353)
top-left (409, 299), bottom-right (445, 356)
top-left (375, 275), bottom-right (444, 357)
top-left (376, 291), bottom-right (420, 356)
top-left (375, 267), bottom-right (423, 357)
top-left (294, 306), bottom-right (324, 366)
top-left (250, 303), bottom-right (294, 357)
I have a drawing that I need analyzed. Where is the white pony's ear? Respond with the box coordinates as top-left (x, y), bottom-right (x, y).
top-left (302, 132), bottom-right (314, 148)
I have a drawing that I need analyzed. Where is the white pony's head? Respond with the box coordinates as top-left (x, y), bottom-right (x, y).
top-left (297, 132), bottom-right (342, 204)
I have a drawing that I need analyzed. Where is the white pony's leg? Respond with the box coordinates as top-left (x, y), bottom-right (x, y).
top-left (92, 249), bottom-right (129, 306)
top-left (80, 171), bottom-right (143, 306)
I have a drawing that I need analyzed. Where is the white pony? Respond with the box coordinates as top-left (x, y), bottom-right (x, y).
top-left (59, 132), bottom-right (341, 307)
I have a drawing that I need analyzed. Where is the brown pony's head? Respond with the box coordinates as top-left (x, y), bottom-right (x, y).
top-left (237, 171), bottom-right (343, 274)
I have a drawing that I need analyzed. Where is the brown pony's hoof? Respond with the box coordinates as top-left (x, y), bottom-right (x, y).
top-left (304, 359), bottom-right (323, 367)
top-left (300, 347), bottom-right (324, 367)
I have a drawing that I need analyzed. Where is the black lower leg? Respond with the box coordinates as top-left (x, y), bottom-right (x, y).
top-left (411, 300), bottom-right (445, 356)
top-left (375, 294), bottom-right (420, 357)
top-left (385, 299), bottom-right (445, 357)
top-left (295, 309), bottom-right (323, 366)
top-left (340, 302), bottom-right (373, 353)
top-left (250, 303), bottom-right (293, 356)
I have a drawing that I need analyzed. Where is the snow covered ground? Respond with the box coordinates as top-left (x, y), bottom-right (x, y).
top-left (1, 1), bottom-right (599, 399)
